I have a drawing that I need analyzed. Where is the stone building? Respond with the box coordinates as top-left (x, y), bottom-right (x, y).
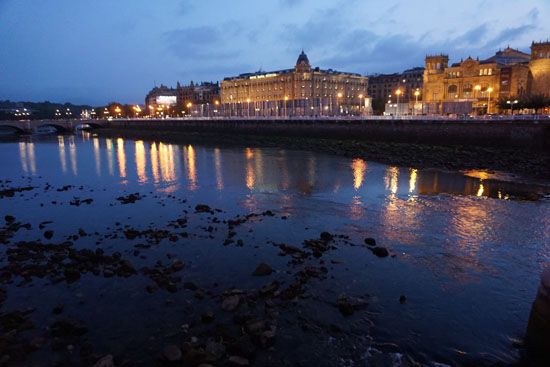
top-left (176, 81), bottom-right (220, 108)
top-left (368, 67), bottom-right (424, 114)
top-left (530, 41), bottom-right (550, 97)
top-left (422, 42), bottom-right (550, 115)
top-left (221, 51), bottom-right (370, 116)
top-left (145, 85), bottom-right (178, 117)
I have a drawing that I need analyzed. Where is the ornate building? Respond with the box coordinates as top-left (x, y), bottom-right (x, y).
top-left (145, 82), bottom-right (220, 116)
top-left (220, 51), bottom-right (370, 116)
top-left (423, 41), bottom-right (550, 115)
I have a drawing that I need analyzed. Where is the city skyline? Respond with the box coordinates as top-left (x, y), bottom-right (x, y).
top-left (1, 0), bottom-right (549, 105)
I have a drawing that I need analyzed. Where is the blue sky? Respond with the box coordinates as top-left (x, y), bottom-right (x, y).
top-left (0, 0), bottom-right (548, 105)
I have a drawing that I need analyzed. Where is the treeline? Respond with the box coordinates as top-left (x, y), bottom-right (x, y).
top-left (0, 100), bottom-right (92, 120)
top-left (497, 94), bottom-right (550, 114)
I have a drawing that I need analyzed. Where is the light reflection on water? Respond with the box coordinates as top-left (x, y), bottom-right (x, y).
top-left (4, 133), bottom-right (550, 365)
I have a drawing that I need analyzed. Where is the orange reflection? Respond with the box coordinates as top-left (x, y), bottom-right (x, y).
top-left (477, 181), bottom-right (485, 197)
top-left (409, 169), bottom-right (418, 194)
top-left (385, 166), bottom-right (399, 196)
top-left (117, 138), bottom-right (126, 178)
top-left (57, 136), bottom-right (67, 173)
top-left (159, 143), bottom-right (176, 182)
top-left (351, 158), bottom-right (367, 190)
top-left (150, 143), bottom-right (160, 183)
top-left (135, 140), bottom-right (147, 183)
top-left (246, 147), bottom-right (254, 160)
top-left (185, 145), bottom-right (197, 190)
top-left (246, 160), bottom-right (255, 190)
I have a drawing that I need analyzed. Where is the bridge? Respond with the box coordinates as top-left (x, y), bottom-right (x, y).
top-left (0, 119), bottom-right (107, 134)
top-left (1, 116), bottom-right (549, 150)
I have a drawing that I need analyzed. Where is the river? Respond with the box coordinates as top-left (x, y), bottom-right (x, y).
top-left (0, 132), bottom-right (549, 366)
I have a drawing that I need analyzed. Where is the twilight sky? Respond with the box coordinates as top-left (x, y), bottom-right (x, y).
top-left (0, 0), bottom-right (548, 105)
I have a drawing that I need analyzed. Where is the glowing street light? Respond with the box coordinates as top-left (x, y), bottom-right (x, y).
top-left (414, 89), bottom-right (421, 115)
top-left (246, 98), bottom-right (251, 118)
top-left (487, 87), bottom-right (494, 114)
top-left (358, 94), bottom-right (364, 115)
top-left (284, 96), bottom-right (289, 118)
top-left (337, 92), bottom-right (343, 115)
top-left (395, 89), bottom-right (402, 116)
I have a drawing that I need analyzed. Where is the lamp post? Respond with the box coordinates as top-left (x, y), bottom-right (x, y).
top-left (506, 99), bottom-right (519, 116)
top-left (358, 94), bottom-right (364, 116)
top-left (246, 98), bottom-right (251, 118)
top-left (186, 102), bottom-right (192, 116)
top-left (414, 89), bottom-right (421, 116)
top-left (487, 87), bottom-right (494, 115)
top-left (284, 96), bottom-right (289, 118)
top-left (337, 92), bottom-right (343, 116)
top-left (474, 85), bottom-right (482, 115)
top-left (395, 89), bottom-right (402, 116)
top-left (214, 100), bottom-right (219, 117)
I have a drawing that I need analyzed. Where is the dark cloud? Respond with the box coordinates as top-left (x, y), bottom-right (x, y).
top-left (485, 24), bottom-right (536, 49)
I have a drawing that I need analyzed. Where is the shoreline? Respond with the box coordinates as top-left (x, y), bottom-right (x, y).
top-left (92, 127), bottom-right (550, 180)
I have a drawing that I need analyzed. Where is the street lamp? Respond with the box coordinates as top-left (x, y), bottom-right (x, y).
top-left (246, 98), bottom-right (251, 118)
top-left (414, 89), bottom-right (421, 115)
top-left (506, 99), bottom-right (519, 116)
top-left (186, 102), bottom-right (193, 116)
top-left (284, 96), bottom-right (289, 118)
top-left (133, 105), bottom-right (141, 118)
top-left (337, 92), bottom-right (343, 115)
top-left (395, 89), bottom-right (402, 116)
top-left (487, 87), bottom-right (494, 115)
top-left (358, 94), bottom-right (364, 116)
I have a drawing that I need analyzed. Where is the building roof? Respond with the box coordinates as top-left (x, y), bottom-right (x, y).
top-left (483, 47), bottom-right (530, 66)
top-left (296, 50), bottom-right (310, 66)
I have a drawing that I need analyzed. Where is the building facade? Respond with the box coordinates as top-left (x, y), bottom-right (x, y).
top-left (221, 51), bottom-right (370, 116)
top-left (145, 82), bottom-right (220, 116)
top-left (368, 67), bottom-right (424, 115)
top-left (423, 42), bottom-right (550, 115)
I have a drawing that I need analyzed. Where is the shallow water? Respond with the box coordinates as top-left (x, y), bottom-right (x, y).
top-left (0, 132), bottom-right (549, 366)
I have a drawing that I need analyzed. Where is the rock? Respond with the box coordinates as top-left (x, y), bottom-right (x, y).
top-left (52, 304), bottom-right (64, 315)
top-left (337, 296), bottom-right (355, 316)
top-left (228, 356), bottom-right (250, 366)
top-left (93, 354), bottom-right (114, 367)
top-left (50, 319), bottom-right (87, 337)
top-left (364, 237), bottom-right (377, 246)
top-left (184, 282), bottom-right (198, 291)
top-left (222, 295), bottom-right (240, 311)
top-left (399, 295), bottom-right (407, 304)
top-left (201, 310), bottom-right (215, 323)
top-left (252, 263), bottom-right (273, 276)
top-left (163, 344), bottom-right (182, 361)
top-left (205, 341), bottom-right (226, 360)
top-left (320, 232), bottom-right (333, 241)
top-left (370, 247), bottom-right (389, 258)
top-left (259, 281), bottom-right (279, 295)
top-left (195, 204), bottom-right (212, 213)
top-left (4, 215), bottom-right (15, 223)
top-left (44, 230), bottom-right (54, 240)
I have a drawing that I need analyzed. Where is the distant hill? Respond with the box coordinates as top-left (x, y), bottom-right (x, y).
top-left (0, 100), bottom-right (93, 120)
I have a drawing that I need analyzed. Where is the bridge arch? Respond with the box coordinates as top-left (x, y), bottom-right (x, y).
top-left (0, 124), bottom-right (27, 134)
top-left (74, 122), bottom-right (103, 130)
top-left (36, 124), bottom-right (72, 133)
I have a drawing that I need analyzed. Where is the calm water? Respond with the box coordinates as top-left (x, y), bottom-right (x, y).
top-left (1, 132), bottom-right (549, 366)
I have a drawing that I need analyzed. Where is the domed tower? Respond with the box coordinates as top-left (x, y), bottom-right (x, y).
top-left (295, 50), bottom-right (311, 73)
top-left (529, 41), bottom-right (550, 97)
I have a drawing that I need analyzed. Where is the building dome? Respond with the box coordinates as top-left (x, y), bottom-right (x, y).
top-left (296, 50), bottom-right (310, 66)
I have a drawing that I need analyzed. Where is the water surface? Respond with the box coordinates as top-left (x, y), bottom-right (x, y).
top-left (1, 133), bottom-right (549, 366)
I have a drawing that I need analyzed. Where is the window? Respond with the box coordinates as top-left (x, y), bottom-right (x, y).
top-left (448, 85), bottom-right (458, 97)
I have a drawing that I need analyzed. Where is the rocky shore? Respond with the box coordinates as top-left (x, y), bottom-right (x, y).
top-left (0, 178), bottom-right (419, 367)
top-left (93, 128), bottom-right (550, 180)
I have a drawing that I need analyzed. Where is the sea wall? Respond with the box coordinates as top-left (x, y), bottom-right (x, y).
top-left (104, 119), bottom-right (550, 151)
